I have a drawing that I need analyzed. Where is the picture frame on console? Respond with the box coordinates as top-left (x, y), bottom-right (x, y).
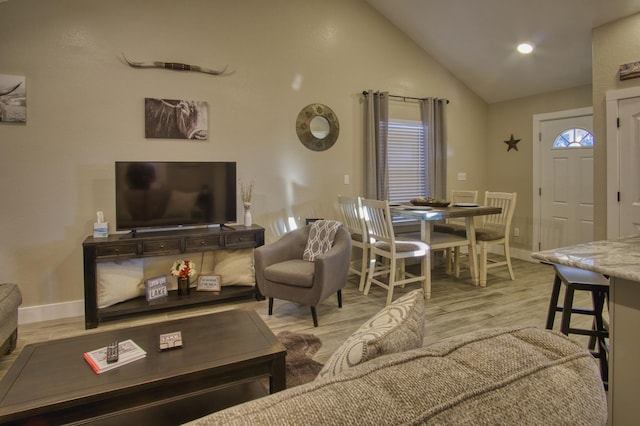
top-left (197, 275), bottom-right (221, 292)
top-left (145, 275), bottom-right (168, 302)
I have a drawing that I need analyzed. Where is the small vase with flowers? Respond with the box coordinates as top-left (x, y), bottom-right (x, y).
top-left (170, 259), bottom-right (197, 295)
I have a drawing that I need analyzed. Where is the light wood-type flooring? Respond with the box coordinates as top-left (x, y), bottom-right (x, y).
top-left (0, 255), bottom-right (601, 380)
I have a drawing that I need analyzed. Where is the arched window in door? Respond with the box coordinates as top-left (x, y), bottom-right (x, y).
top-left (552, 128), bottom-right (594, 148)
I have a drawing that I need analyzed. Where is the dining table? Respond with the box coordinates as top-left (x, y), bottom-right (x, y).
top-left (390, 203), bottom-right (502, 295)
top-left (532, 235), bottom-right (640, 425)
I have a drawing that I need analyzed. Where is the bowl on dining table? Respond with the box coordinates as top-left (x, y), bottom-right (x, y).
top-left (410, 198), bottom-right (450, 207)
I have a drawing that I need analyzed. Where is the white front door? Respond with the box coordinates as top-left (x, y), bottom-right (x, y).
top-left (539, 114), bottom-right (594, 250)
top-left (618, 96), bottom-right (640, 236)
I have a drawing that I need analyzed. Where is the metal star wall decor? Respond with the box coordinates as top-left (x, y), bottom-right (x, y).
top-left (504, 134), bottom-right (521, 152)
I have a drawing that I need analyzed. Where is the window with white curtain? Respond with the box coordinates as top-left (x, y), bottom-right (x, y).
top-left (386, 119), bottom-right (428, 204)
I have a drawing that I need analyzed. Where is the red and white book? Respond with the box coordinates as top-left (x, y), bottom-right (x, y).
top-left (83, 339), bottom-right (146, 374)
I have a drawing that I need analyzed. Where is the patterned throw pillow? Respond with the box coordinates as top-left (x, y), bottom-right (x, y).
top-left (316, 289), bottom-right (425, 380)
top-left (302, 220), bottom-right (343, 261)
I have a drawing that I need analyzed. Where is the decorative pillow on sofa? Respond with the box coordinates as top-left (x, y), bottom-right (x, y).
top-left (302, 220), bottom-right (342, 261)
top-left (97, 259), bottom-right (145, 308)
top-left (213, 248), bottom-right (255, 286)
top-left (316, 288), bottom-right (425, 380)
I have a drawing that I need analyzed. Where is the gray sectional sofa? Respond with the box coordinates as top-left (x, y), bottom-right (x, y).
top-left (186, 290), bottom-right (607, 425)
top-left (0, 283), bottom-right (21, 356)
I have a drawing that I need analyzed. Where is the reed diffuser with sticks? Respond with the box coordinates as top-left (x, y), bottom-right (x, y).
top-left (241, 181), bottom-right (254, 226)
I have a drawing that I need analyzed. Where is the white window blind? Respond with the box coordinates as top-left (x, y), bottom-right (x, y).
top-left (387, 120), bottom-right (427, 204)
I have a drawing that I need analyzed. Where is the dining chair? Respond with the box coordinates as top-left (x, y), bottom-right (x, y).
top-left (429, 231), bottom-right (474, 278)
top-left (433, 190), bottom-right (479, 276)
top-left (360, 198), bottom-right (430, 304)
top-left (337, 195), bottom-right (369, 291)
top-left (452, 189), bottom-right (479, 205)
top-left (433, 190), bottom-right (479, 234)
top-left (475, 191), bottom-right (517, 286)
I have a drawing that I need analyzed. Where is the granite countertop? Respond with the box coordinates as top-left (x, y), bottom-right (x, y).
top-left (532, 235), bottom-right (640, 282)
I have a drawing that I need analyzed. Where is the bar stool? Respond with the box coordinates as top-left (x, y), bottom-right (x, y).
top-left (545, 263), bottom-right (609, 389)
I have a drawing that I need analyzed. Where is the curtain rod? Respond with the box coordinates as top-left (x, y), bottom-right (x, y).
top-left (361, 90), bottom-right (449, 104)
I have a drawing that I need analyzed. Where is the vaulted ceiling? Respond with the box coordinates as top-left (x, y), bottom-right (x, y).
top-left (366, 0), bottom-right (640, 103)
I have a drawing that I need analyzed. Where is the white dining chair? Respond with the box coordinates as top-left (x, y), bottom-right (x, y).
top-left (429, 231), bottom-right (473, 277)
top-left (337, 195), bottom-right (369, 291)
top-left (432, 190), bottom-right (479, 276)
top-left (476, 191), bottom-right (517, 286)
top-left (452, 190), bottom-right (479, 205)
top-left (434, 190), bottom-right (479, 234)
top-left (360, 198), bottom-right (430, 304)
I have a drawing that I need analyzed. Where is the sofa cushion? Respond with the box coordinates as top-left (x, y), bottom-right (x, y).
top-left (302, 220), bottom-right (342, 261)
top-left (449, 226), bottom-right (504, 240)
top-left (0, 283), bottom-right (22, 351)
top-left (0, 283), bottom-right (21, 313)
top-left (183, 326), bottom-right (607, 426)
top-left (474, 227), bottom-right (505, 241)
top-left (264, 259), bottom-right (314, 288)
top-left (315, 288), bottom-right (424, 380)
top-left (433, 222), bottom-right (466, 234)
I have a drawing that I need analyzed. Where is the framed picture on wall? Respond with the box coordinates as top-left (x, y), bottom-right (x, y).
top-left (0, 74), bottom-right (26, 123)
top-left (144, 98), bottom-right (208, 140)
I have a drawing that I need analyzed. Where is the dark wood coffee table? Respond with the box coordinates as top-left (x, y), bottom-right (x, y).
top-left (0, 309), bottom-right (286, 425)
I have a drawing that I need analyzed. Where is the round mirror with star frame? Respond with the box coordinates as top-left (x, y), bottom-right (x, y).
top-left (296, 103), bottom-right (339, 151)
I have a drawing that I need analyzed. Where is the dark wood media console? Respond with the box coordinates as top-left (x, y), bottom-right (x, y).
top-left (82, 225), bottom-right (265, 329)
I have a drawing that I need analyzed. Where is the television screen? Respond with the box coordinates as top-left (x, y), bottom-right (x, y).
top-left (115, 161), bottom-right (237, 231)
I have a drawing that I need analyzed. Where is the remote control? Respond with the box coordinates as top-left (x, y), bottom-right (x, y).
top-left (106, 341), bottom-right (119, 363)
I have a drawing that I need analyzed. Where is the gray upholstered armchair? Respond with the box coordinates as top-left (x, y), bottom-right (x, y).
top-left (255, 225), bottom-right (352, 327)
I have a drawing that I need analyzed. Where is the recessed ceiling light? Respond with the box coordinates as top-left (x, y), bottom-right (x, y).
top-left (517, 43), bottom-right (534, 54)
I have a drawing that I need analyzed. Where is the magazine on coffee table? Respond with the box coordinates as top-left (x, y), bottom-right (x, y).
top-left (83, 339), bottom-right (146, 374)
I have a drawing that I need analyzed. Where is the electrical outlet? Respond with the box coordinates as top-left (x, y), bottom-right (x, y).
top-left (344, 174), bottom-right (350, 185)
top-left (457, 172), bottom-right (467, 181)
top-left (513, 227), bottom-right (520, 237)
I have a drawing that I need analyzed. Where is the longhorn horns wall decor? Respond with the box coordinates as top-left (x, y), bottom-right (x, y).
top-left (121, 53), bottom-right (231, 76)
top-left (0, 82), bottom-right (21, 97)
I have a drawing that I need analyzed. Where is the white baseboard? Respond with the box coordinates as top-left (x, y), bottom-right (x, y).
top-left (18, 299), bottom-right (84, 325)
top-left (509, 247), bottom-right (535, 263)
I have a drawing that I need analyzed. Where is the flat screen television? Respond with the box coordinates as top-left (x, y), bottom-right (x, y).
top-left (115, 161), bottom-right (237, 232)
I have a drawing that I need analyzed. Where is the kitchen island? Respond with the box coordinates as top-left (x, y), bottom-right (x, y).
top-left (533, 235), bottom-right (640, 426)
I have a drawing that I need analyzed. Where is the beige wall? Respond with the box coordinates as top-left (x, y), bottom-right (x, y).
top-left (593, 13), bottom-right (640, 239)
top-left (0, 0), bottom-right (488, 308)
top-left (487, 86), bottom-right (592, 250)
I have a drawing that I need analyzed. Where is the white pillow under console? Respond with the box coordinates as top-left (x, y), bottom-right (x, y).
top-left (213, 248), bottom-right (256, 286)
top-left (96, 259), bottom-right (145, 308)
